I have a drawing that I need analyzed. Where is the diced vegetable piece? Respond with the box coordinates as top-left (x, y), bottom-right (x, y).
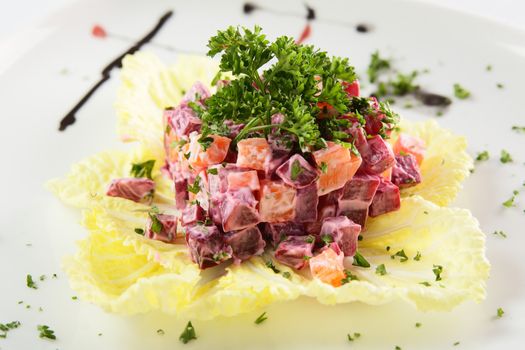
top-left (343, 79), bottom-right (360, 97)
top-left (274, 236), bottom-right (315, 270)
top-left (295, 182), bottom-right (319, 223)
top-left (181, 204), bottom-right (206, 226)
top-left (381, 167), bottom-right (392, 181)
top-left (309, 245), bottom-right (346, 287)
top-left (319, 216), bottom-right (361, 257)
top-left (392, 154), bottom-right (422, 188)
top-left (259, 180), bottom-right (297, 223)
top-left (181, 81), bottom-right (210, 104)
top-left (261, 222), bottom-right (306, 247)
top-left (221, 188), bottom-right (260, 231)
top-left (106, 178), bottom-right (155, 203)
top-left (236, 137), bottom-right (271, 170)
top-left (146, 214), bottom-right (178, 243)
top-left (337, 174), bottom-right (380, 227)
top-left (227, 170), bottom-right (260, 192)
top-left (165, 105), bottom-right (202, 139)
top-left (358, 135), bottom-right (395, 174)
top-left (369, 179), bottom-right (401, 217)
top-left (313, 142), bottom-right (362, 196)
top-left (188, 134), bottom-right (231, 170)
top-left (393, 134), bottom-right (426, 165)
top-left (174, 170), bottom-right (189, 210)
top-left (185, 224), bottom-right (232, 269)
top-left (225, 226), bottom-right (266, 263)
top-left (276, 154), bottom-right (319, 189)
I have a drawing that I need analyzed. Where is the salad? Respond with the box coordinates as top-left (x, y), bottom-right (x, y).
top-left (49, 26), bottom-right (489, 319)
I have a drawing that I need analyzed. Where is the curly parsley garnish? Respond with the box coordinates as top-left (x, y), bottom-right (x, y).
top-left (375, 264), bottom-right (387, 276)
top-left (352, 252), bottom-right (370, 268)
top-left (453, 83), bottom-right (470, 99)
top-left (475, 151), bottom-right (489, 162)
top-left (26, 274), bottom-right (37, 289)
top-left (0, 321), bottom-right (21, 338)
top-left (432, 265), bottom-right (444, 281)
top-left (500, 150), bottom-right (513, 163)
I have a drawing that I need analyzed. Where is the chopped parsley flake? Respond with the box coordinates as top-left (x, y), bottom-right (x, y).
top-left (511, 126), bottom-right (525, 133)
top-left (492, 230), bottom-right (507, 238)
top-left (496, 307), bottom-right (504, 318)
top-left (419, 281), bottom-right (431, 287)
top-left (148, 213), bottom-right (163, 234)
top-left (254, 312), bottom-right (268, 325)
top-left (475, 151), bottom-right (489, 162)
top-left (486, 64), bottom-right (492, 71)
top-left (71, 296), bottom-right (78, 300)
top-left (414, 251), bottom-right (422, 261)
top-left (321, 234), bottom-right (334, 245)
top-left (26, 274), bottom-right (37, 289)
top-left (391, 249), bottom-right (409, 262)
top-left (415, 322), bottom-right (422, 328)
top-left (130, 160), bottom-right (155, 180)
top-left (290, 159), bottom-right (303, 181)
top-left (453, 83), bottom-right (470, 99)
top-left (198, 136), bottom-right (214, 151)
top-left (502, 193), bottom-right (517, 208)
top-left (496, 83), bottom-right (504, 89)
top-left (37, 325), bottom-right (56, 340)
top-left (39, 274), bottom-right (46, 281)
top-left (179, 321), bottom-right (197, 344)
top-left (305, 235), bottom-right (315, 243)
top-left (319, 162), bottom-right (328, 173)
top-left (367, 50), bottom-right (391, 83)
top-left (265, 260), bottom-right (280, 274)
top-left (395, 346), bottom-right (402, 350)
top-left (352, 252), bottom-right (371, 268)
top-left (134, 228), bottom-right (144, 235)
top-left (347, 332), bottom-right (361, 341)
top-left (341, 270), bottom-right (359, 284)
top-left (500, 150), bottom-right (513, 163)
top-left (375, 264), bottom-right (387, 275)
top-left (187, 176), bottom-right (201, 194)
top-left (432, 264), bottom-right (443, 281)
top-left (0, 321), bottom-right (21, 338)
top-left (282, 271), bottom-right (291, 279)
top-left (157, 329), bottom-right (165, 335)
top-left (454, 341), bottom-right (460, 346)
top-left (207, 168), bottom-right (218, 175)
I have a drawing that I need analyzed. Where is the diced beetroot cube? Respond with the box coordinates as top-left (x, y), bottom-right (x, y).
top-left (391, 154), bottom-right (422, 188)
top-left (276, 154), bottom-right (319, 189)
top-left (221, 188), bottom-right (260, 231)
top-left (319, 216), bottom-right (361, 257)
top-left (358, 135), bottom-right (395, 174)
top-left (259, 180), bottom-right (296, 223)
top-left (337, 174), bottom-right (380, 226)
top-left (208, 195), bottom-right (223, 226)
top-left (181, 81), bottom-right (210, 104)
top-left (274, 236), bottom-right (315, 270)
top-left (166, 105), bottom-right (202, 139)
top-left (106, 178), bottom-right (155, 203)
top-left (146, 214), bottom-right (178, 243)
top-left (305, 203), bottom-right (337, 235)
top-left (174, 174), bottom-right (188, 210)
top-left (185, 224), bottom-right (232, 269)
top-left (369, 179), bottom-right (401, 217)
top-left (343, 79), bottom-right (360, 97)
top-left (261, 222), bottom-right (305, 247)
top-left (294, 182), bottom-right (319, 223)
top-left (181, 204), bottom-right (206, 226)
top-left (225, 226), bottom-right (266, 263)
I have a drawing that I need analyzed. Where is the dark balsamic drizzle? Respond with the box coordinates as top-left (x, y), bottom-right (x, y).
top-left (305, 5), bottom-right (316, 20)
top-left (243, 2), bottom-right (258, 14)
top-left (356, 23), bottom-right (370, 33)
top-left (415, 89), bottom-right (452, 107)
top-left (59, 10), bottom-right (174, 131)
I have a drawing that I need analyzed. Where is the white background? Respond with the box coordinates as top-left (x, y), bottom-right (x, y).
top-left (0, 0), bottom-right (524, 43)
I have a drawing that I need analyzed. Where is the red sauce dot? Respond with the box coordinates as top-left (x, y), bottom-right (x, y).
top-left (91, 25), bottom-right (107, 38)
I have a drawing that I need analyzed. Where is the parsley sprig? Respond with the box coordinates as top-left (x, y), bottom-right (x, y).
top-left (200, 26), bottom-right (395, 152)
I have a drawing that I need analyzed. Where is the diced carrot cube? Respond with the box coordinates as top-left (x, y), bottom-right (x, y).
top-left (227, 170), bottom-right (260, 192)
top-left (309, 247), bottom-right (346, 287)
top-left (312, 142), bottom-right (362, 196)
top-left (236, 138), bottom-right (271, 170)
top-left (188, 134), bottom-right (231, 170)
top-left (394, 134), bottom-right (425, 165)
top-left (259, 180), bottom-right (296, 222)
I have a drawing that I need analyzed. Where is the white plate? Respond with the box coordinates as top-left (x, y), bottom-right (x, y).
top-left (1, 0), bottom-right (524, 349)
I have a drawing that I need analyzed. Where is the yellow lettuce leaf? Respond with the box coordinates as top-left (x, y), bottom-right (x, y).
top-left (46, 145), bottom-right (174, 212)
top-left (395, 119), bottom-right (473, 206)
top-left (115, 52), bottom-right (219, 158)
top-left (63, 196), bottom-right (489, 318)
